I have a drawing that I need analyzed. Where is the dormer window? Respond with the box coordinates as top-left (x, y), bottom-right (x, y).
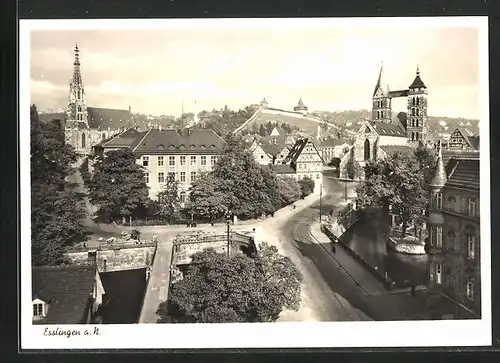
top-left (32, 299), bottom-right (46, 319)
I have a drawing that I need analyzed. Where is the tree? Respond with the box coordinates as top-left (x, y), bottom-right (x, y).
top-left (346, 159), bottom-right (361, 179)
top-left (259, 124), bottom-right (267, 136)
top-left (277, 176), bottom-right (301, 206)
top-left (185, 172), bottom-right (228, 221)
top-left (88, 149), bottom-right (150, 224)
top-left (167, 244), bottom-right (302, 323)
top-left (265, 121), bottom-right (273, 135)
top-left (328, 157), bottom-right (341, 168)
top-left (30, 105), bottom-right (87, 266)
top-left (298, 176), bottom-right (315, 198)
top-left (414, 146), bottom-right (437, 183)
top-left (356, 151), bottom-right (428, 236)
top-left (156, 179), bottom-right (181, 221)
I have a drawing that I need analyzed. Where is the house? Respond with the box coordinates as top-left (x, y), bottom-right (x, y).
top-left (232, 97), bottom-right (337, 138)
top-left (64, 45), bottom-right (138, 155)
top-left (427, 142), bottom-right (480, 318)
top-left (278, 138), bottom-right (324, 193)
top-left (317, 138), bottom-right (350, 162)
top-left (339, 120), bottom-right (409, 179)
top-left (32, 265), bottom-right (105, 324)
top-left (446, 128), bottom-right (480, 151)
top-left (249, 139), bottom-right (275, 165)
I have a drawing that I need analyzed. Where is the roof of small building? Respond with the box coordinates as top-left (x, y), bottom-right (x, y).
top-left (442, 149), bottom-right (480, 166)
top-left (274, 164), bottom-right (296, 174)
top-left (132, 128), bottom-right (227, 155)
top-left (380, 145), bottom-right (414, 156)
top-left (32, 265), bottom-right (97, 324)
top-left (368, 121), bottom-right (406, 137)
top-left (87, 107), bottom-right (133, 130)
top-left (445, 158), bottom-right (480, 190)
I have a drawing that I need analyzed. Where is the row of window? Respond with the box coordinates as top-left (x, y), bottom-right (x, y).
top-left (410, 107), bottom-right (422, 117)
top-left (429, 225), bottom-right (477, 259)
top-left (376, 110), bottom-right (386, 119)
top-left (146, 171), bottom-right (198, 184)
top-left (431, 263), bottom-right (476, 301)
top-left (375, 100), bottom-right (388, 108)
top-left (433, 193), bottom-right (477, 217)
top-left (410, 132), bottom-right (421, 141)
top-left (298, 163), bottom-right (322, 170)
top-left (143, 155), bottom-right (218, 167)
top-left (409, 119), bottom-right (421, 128)
top-left (411, 96), bottom-right (422, 106)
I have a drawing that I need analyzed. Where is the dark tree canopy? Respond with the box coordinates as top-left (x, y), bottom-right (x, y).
top-left (167, 244), bottom-right (303, 323)
top-left (88, 149), bottom-right (150, 223)
top-left (30, 105), bottom-right (87, 266)
top-left (298, 176), bottom-right (315, 198)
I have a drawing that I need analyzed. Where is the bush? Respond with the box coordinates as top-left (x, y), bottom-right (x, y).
top-left (298, 177), bottom-right (315, 198)
top-left (336, 203), bottom-right (359, 229)
top-left (79, 157), bottom-right (91, 185)
top-left (346, 159), bottom-right (361, 180)
top-left (130, 229), bottom-right (141, 240)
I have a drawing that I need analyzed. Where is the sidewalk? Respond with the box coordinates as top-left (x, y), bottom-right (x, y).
top-left (309, 222), bottom-right (387, 296)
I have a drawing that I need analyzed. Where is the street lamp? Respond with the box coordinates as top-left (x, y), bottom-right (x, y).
top-left (319, 183), bottom-right (323, 223)
top-left (225, 211), bottom-right (231, 257)
top-left (344, 179), bottom-right (347, 203)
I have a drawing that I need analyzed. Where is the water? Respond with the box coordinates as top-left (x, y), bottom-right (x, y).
top-left (340, 219), bottom-right (428, 288)
top-left (99, 268), bottom-right (148, 324)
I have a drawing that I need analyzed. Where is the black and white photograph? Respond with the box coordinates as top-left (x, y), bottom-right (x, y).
top-left (20, 17), bottom-right (490, 349)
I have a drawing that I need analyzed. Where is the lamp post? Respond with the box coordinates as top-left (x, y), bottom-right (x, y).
top-left (226, 211), bottom-right (231, 257)
top-left (319, 183), bottom-right (323, 223)
top-left (344, 179), bottom-right (347, 203)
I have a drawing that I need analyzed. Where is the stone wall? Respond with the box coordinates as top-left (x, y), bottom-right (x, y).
top-left (66, 245), bottom-right (157, 272)
top-left (173, 240), bottom-right (229, 266)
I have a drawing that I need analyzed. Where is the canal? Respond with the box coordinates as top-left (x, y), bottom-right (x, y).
top-left (322, 176), bottom-right (428, 289)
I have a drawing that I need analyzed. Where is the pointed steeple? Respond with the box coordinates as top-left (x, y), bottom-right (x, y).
top-left (409, 64), bottom-right (427, 89)
top-left (373, 62), bottom-right (389, 97)
top-left (429, 140), bottom-right (447, 188)
top-left (72, 43), bottom-right (83, 86)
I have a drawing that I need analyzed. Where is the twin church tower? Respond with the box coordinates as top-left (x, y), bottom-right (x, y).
top-left (371, 63), bottom-right (428, 143)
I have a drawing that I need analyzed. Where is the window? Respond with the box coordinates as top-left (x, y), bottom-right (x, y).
top-left (180, 156), bottom-right (186, 166)
top-left (436, 226), bottom-right (443, 248)
top-left (81, 133), bottom-right (86, 148)
top-left (158, 172), bottom-right (164, 183)
top-left (142, 156), bottom-right (149, 167)
top-left (435, 263), bottom-right (442, 284)
top-left (33, 303), bottom-right (44, 317)
top-left (102, 133), bottom-right (106, 140)
top-left (180, 171), bottom-right (186, 183)
top-left (211, 155), bottom-right (217, 165)
top-left (261, 155), bottom-right (264, 159)
top-left (447, 230), bottom-right (456, 251)
top-left (144, 173), bottom-right (149, 184)
top-left (167, 172), bottom-right (175, 182)
top-left (364, 139), bottom-right (370, 160)
top-left (468, 234), bottom-right (476, 260)
top-left (468, 198), bottom-right (476, 217)
top-left (180, 192), bottom-right (186, 204)
top-left (169, 156), bottom-right (175, 166)
top-left (436, 192), bottom-right (443, 210)
top-left (157, 156), bottom-right (164, 167)
top-left (191, 171), bottom-right (197, 183)
top-left (190, 156), bottom-right (196, 166)
top-left (466, 278), bottom-right (475, 301)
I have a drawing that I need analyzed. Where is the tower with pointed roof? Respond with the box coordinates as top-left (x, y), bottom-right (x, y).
top-left (260, 97), bottom-right (269, 109)
top-left (66, 44), bottom-right (88, 127)
top-left (372, 63), bottom-right (392, 123)
top-left (407, 65), bottom-right (428, 144)
top-left (294, 98), bottom-right (308, 114)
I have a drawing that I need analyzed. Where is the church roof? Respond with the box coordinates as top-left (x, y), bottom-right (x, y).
top-left (87, 107), bottom-right (133, 130)
top-left (445, 158), bottom-right (479, 191)
top-left (409, 67), bottom-right (427, 89)
top-left (380, 145), bottom-right (414, 156)
top-left (368, 121), bottom-right (406, 137)
top-left (373, 64), bottom-right (389, 96)
top-left (132, 129), bottom-right (227, 155)
top-left (32, 265), bottom-right (97, 324)
top-left (102, 127), bottom-right (144, 148)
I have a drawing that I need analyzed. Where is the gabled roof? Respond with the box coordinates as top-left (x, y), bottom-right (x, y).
top-left (87, 107), bottom-right (133, 130)
top-left (102, 127), bottom-right (143, 148)
top-left (468, 135), bottom-right (480, 150)
top-left (132, 129), bottom-right (227, 155)
top-left (445, 158), bottom-right (479, 190)
top-left (380, 145), bottom-right (414, 156)
top-left (32, 265), bottom-right (97, 324)
top-left (283, 137), bottom-right (323, 164)
top-left (442, 150), bottom-right (480, 169)
top-left (368, 121), bottom-right (406, 137)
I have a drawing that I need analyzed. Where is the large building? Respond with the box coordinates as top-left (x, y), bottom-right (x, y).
top-left (339, 65), bottom-right (430, 179)
top-left (64, 45), bottom-right (136, 154)
top-left (95, 127), bottom-right (227, 201)
top-left (427, 142), bottom-right (480, 318)
top-left (317, 137), bottom-right (350, 162)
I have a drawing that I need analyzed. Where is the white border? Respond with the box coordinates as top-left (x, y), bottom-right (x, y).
top-left (20, 17), bottom-right (491, 349)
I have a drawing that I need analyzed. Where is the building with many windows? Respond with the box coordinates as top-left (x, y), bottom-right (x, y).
top-left (427, 142), bottom-right (480, 318)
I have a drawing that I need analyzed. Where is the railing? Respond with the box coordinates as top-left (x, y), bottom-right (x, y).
top-left (67, 239), bottom-right (157, 253)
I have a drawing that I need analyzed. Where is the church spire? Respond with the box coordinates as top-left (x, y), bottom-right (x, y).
top-left (373, 62), bottom-right (388, 96)
top-left (72, 43), bottom-right (83, 87)
top-left (429, 140), bottom-right (447, 188)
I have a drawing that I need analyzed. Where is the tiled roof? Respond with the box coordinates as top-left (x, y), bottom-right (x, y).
top-left (368, 121), bottom-right (406, 137)
top-left (388, 89), bottom-right (409, 98)
top-left (446, 158), bottom-right (480, 190)
top-left (380, 145), bottom-right (414, 156)
top-left (103, 127), bottom-right (143, 148)
top-left (283, 138), bottom-right (309, 164)
top-left (442, 150), bottom-right (480, 166)
top-left (319, 138), bottom-right (349, 147)
top-left (32, 265), bottom-right (96, 324)
top-left (77, 121), bottom-right (88, 130)
top-left (87, 107), bottom-right (133, 130)
top-left (409, 75), bottom-right (427, 89)
top-left (132, 129), bottom-right (227, 155)
top-left (468, 135), bottom-right (480, 150)
top-left (274, 164), bottom-right (296, 174)
top-left (261, 134), bottom-right (287, 152)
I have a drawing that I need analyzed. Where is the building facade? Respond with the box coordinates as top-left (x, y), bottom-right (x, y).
top-left (318, 138), bottom-right (350, 162)
top-left (427, 143), bottom-right (480, 318)
top-left (64, 44), bottom-right (135, 154)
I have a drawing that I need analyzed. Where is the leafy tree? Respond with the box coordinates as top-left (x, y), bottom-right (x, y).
top-left (265, 121), bottom-right (273, 135)
top-left (328, 157), bottom-right (341, 168)
top-left (251, 123), bottom-right (259, 135)
top-left (298, 176), bottom-right (315, 198)
top-left (346, 159), bottom-right (361, 179)
top-left (167, 244), bottom-right (302, 323)
top-left (30, 105), bottom-right (87, 266)
top-left (414, 146), bottom-right (437, 183)
top-left (156, 179), bottom-right (181, 221)
top-left (185, 172), bottom-right (228, 221)
top-left (277, 176), bottom-right (301, 206)
top-left (88, 149), bottom-right (150, 224)
top-left (259, 124), bottom-right (267, 136)
top-left (356, 151), bottom-right (428, 236)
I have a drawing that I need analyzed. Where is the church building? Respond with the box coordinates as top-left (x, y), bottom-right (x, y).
top-left (64, 44), bottom-right (135, 154)
top-left (339, 64), bottom-right (429, 179)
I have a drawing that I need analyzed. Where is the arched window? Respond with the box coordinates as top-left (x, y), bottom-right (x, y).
top-left (412, 97), bottom-right (416, 106)
top-left (78, 105), bottom-right (82, 112)
top-left (416, 108), bottom-right (420, 116)
top-left (417, 97), bottom-right (420, 106)
top-left (380, 111), bottom-right (384, 118)
top-left (411, 132), bottom-right (415, 141)
top-left (180, 191), bottom-right (186, 204)
top-left (447, 230), bottom-right (456, 250)
top-left (415, 133), bottom-right (419, 140)
top-left (416, 119), bottom-right (419, 127)
top-left (364, 139), bottom-right (370, 160)
top-left (81, 133), bottom-right (86, 148)
top-left (102, 133), bottom-right (106, 140)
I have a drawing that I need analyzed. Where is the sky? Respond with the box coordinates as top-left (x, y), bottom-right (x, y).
top-left (28, 21), bottom-right (480, 119)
